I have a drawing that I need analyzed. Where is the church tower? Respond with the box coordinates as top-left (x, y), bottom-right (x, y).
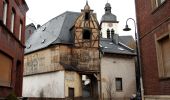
top-left (100, 3), bottom-right (119, 39)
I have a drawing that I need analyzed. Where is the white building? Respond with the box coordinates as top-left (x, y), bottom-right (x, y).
top-left (100, 3), bottom-right (137, 100)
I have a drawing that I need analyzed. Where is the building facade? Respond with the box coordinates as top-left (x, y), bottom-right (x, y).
top-left (100, 3), bottom-right (136, 100)
top-left (23, 2), bottom-right (100, 99)
top-left (0, 0), bottom-right (28, 97)
top-left (135, 0), bottom-right (170, 99)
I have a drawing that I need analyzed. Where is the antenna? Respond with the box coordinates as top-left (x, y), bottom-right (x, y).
top-left (107, 0), bottom-right (109, 3)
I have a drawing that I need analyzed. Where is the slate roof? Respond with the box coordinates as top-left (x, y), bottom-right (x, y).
top-left (101, 13), bottom-right (117, 22)
top-left (100, 37), bottom-right (136, 55)
top-left (25, 11), bottom-right (135, 56)
top-left (25, 11), bottom-right (80, 54)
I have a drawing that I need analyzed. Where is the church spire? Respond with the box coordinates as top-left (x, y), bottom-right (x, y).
top-left (86, 0), bottom-right (88, 5)
top-left (84, 0), bottom-right (90, 11)
top-left (105, 2), bottom-right (111, 14)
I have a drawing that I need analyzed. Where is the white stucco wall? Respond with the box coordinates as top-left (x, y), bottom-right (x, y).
top-left (101, 56), bottom-right (136, 99)
top-left (101, 22), bottom-right (119, 38)
top-left (22, 71), bottom-right (65, 98)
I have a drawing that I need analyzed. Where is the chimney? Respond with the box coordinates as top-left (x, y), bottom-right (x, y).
top-left (37, 24), bottom-right (41, 28)
top-left (112, 34), bottom-right (119, 44)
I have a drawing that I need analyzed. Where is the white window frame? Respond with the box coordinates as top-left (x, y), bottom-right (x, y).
top-left (155, 0), bottom-right (165, 7)
top-left (10, 10), bottom-right (15, 33)
top-left (19, 22), bottom-right (22, 40)
top-left (3, 0), bottom-right (8, 25)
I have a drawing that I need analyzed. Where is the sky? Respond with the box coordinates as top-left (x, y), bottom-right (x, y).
top-left (25, 0), bottom-right (136, 37)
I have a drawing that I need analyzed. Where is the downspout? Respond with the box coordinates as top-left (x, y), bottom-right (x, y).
top-left (134, 0), bottom-right (144, 99)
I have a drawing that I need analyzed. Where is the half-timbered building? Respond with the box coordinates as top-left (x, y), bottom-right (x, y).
top-left (23, 2), bottom-right (100, 99)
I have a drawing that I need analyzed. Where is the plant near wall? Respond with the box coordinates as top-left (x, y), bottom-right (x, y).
top-left (105, 76), bottom-right (115, 100)
top-left (40, 89), bottom-right (44, 100)
top-left (6, 92), bottom-right (18, 100)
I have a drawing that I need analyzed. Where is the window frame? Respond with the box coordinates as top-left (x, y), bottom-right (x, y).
top-left (10, 8), bottom-right (15, 33)
top-left (115, 77), bottom-right (123, 91)
top-left (0, 52), bottom-right (12, 87)
top-left (151, 0), bottom-right (166, 11)
top-left (155, 32), bottom-right (170, 78)
top-left (3, 0), bottom-right (8, 25)
top-left (19, 20), bottom-right (23, 41)
top-left (107, 29), bottom-right (110, 39)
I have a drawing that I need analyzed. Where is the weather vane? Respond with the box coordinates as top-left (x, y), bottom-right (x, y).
top-left (86, 0), bottom-right (88, 4)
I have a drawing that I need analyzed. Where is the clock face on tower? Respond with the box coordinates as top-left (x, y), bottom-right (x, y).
top-left (108, 23), bottom-right (113, 27)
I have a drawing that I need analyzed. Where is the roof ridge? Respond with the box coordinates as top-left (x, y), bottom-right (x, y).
top-left (118, 42), bottom-right (134, 52)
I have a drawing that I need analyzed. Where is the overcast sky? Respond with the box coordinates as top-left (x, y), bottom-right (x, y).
top-left (25, 0), bottom-right (136, 37)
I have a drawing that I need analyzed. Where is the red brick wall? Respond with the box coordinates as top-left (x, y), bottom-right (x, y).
top-left (0, 0), bottom-right (28, 97)
top-left (135, 0), bottom-right (170, 95)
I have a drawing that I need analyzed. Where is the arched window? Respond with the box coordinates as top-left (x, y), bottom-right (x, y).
top-left (83, 29), bottom-right (91, 39)
top-left (107, 29), bottom-right (110, 39)
top-left (111, 29), bottom-right (114, 37)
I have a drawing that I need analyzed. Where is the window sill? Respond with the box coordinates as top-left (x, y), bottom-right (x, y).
top-left (0, 85), bottom-right (12, 88)
top-left (116, 90), bottom-right (123, 92)
top-left (159, 76), bottom-right (170, 81)
top-left (151, 0), bottom-right (167, 14)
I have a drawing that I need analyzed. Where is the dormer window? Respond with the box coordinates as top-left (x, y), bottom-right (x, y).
top-left (83, 29), bottom-right (91, 39)
top-left (85, 12), bottom-right (90, 20)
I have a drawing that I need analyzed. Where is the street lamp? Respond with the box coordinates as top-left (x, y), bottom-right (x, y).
top-left (123, 18), bottom-right (142, 100)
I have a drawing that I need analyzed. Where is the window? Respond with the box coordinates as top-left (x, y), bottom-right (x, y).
top-left (19, 21), bottom-right (22, 40)
top-left (156, 34), bottom-right (170, 78)
top-left (152, 0), bottom-right (166, 9)
top-left (115, 78), bottom-right (122, 91)
top-left (3, 0), bottom-right (8, 25)
top-left (85, 12), bottom-right (90, 20)
top-left (100, 32), bottom-right (102, 38)
top-left (10, 9), bottom-right (15, 33)
top-left (107, 29), bottom-right (110, 39)
top-left (83, 29), bottom-right (91, 39)
top-left (111, 29), bottom-right (114, 37)
top-left (0, 52), bottom-right (12, 86)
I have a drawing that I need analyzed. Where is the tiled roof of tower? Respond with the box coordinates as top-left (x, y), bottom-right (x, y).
top-left (25, 11), bottom-right (80, 54)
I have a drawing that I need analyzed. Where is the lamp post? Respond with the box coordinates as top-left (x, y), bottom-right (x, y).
top-left (123, 18), bottom-right (143, 100)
